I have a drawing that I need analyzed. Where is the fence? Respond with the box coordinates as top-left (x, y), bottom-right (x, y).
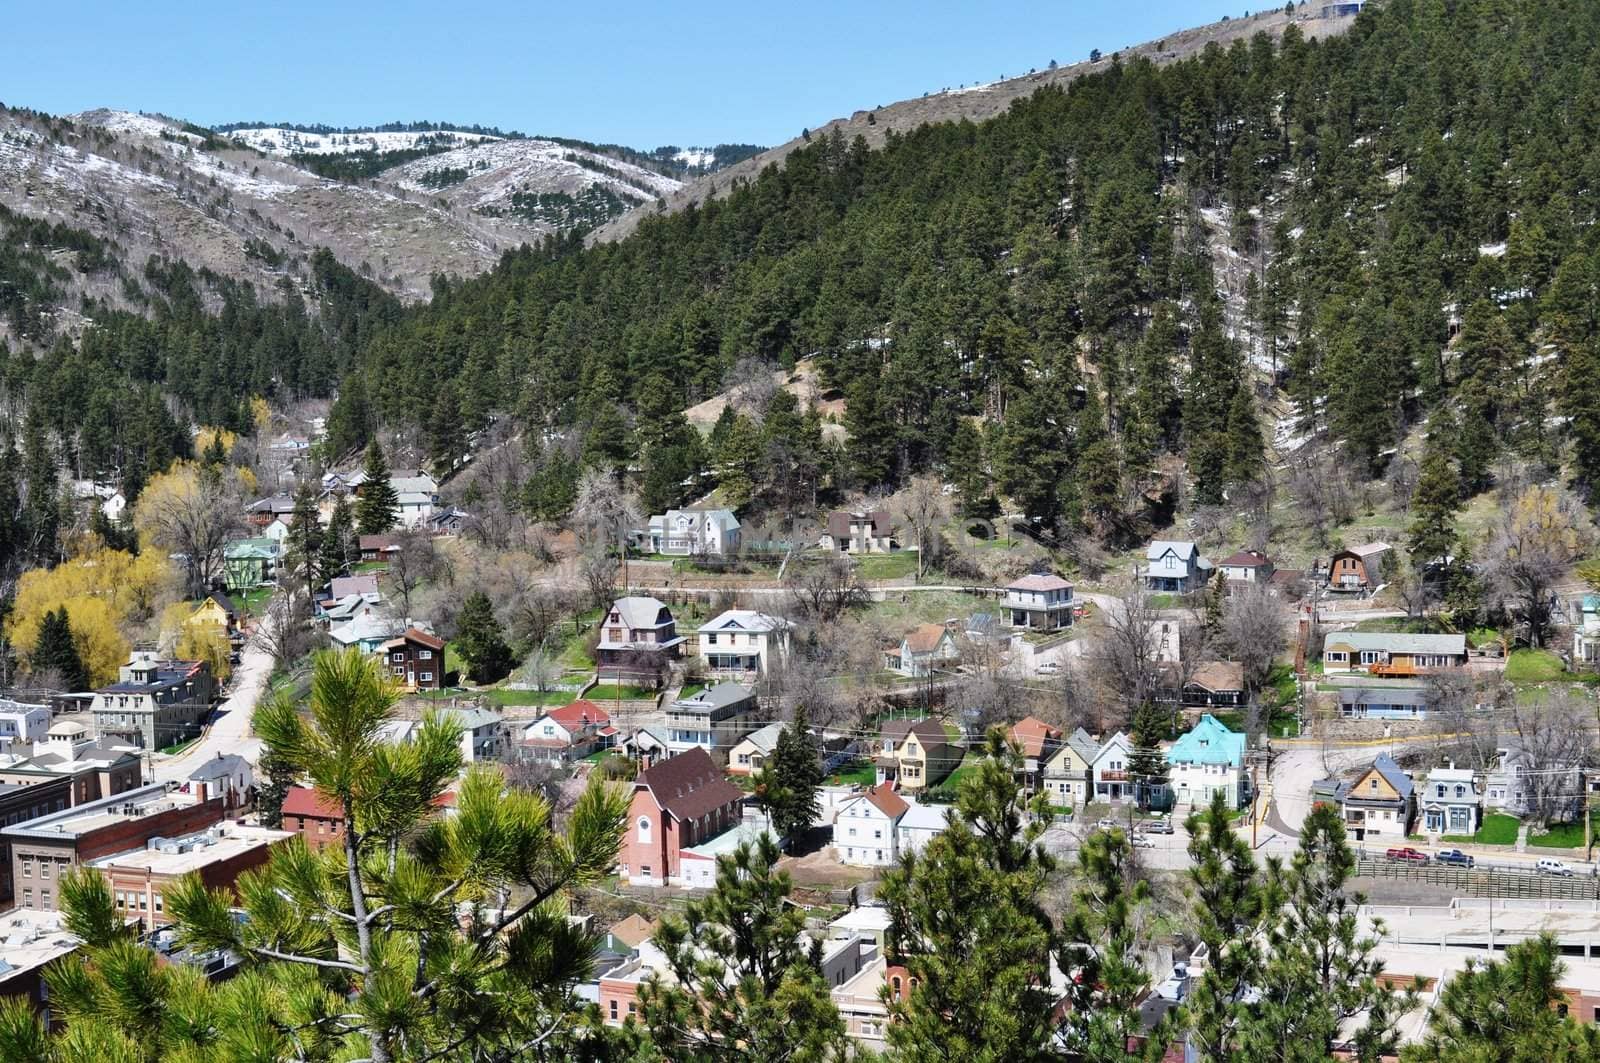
top-left (1356, 857), bottom-right (1600, 900)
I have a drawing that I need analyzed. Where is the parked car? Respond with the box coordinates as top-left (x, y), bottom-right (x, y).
top-left (1095, 818), bottom-right (1120, 832)
top-left (1536, 858), bottom-right (1574, 877)
top-left (1129, 834), bottom-right (1156, 849)
top-left (1434, 849), bottom-right (1475, 868)
top-left (1141, 818), bottom-right (1175, 835)
top-left (1385, 847), bottom-right (1430, 863)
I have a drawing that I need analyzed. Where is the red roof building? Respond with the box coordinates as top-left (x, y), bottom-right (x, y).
top-left (280, 786), bottom-right (344, 852)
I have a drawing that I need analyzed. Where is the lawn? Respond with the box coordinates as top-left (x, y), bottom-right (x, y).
top-left (160, 737), bottom-right (199, 756)
top-left (678, 682), bottom-right (707, 700)
top-left (237, 586), bottom-right (273, 616)
top-left (482, 688), bottom-right (576, 708)
top-left (1505, 649), bottom-right (1568, 683)
top-left (1442, 812), bottom-right (1520, 846)
top-left (586, 684), bottom-right (659, 702)
top-left (1530, 810), bottom-right (1600, 849)
top-left (866, 591), bottom-right (989, 628)
top-left (855, 551), bottom-right (920, 581)
top-left (828, 762), bottom-right (876, 787)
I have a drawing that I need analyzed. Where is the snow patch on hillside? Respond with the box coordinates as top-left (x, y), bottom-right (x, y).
top-left (674, 148), bottom-right (715, 168)
top-left (71, 109), bottom-right (198, 142)
top-left (384, 139), bottom-right (680, 213)
top-left (225, 127), bottom-right (502, 156)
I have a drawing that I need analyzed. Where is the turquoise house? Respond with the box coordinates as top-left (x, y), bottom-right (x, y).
top-left (1165, 713), bottom-right (1247, 809)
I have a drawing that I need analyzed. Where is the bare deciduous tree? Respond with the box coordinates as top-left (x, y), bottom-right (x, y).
top-left (723, 356), bottom-right (780, 417)
top-left (515, 644), bottom-right (563, 694)
top-left (1484, 484), bottom-right (1592, 647)
top-left (1091, 586), bottom-right (1165, 716)
top-left (133, 462), bottom-right (248, 598)
top-left (572, 471), bottom-right (640, 553)
top-left (386, 527), bottom-right (447, 619)
top-left (1219, 585), bottom-right (1289, 691)
top-left (896, 476), bottom-right (950, 580)
top-left (784, 556), bottom-right (866, 622)
top-left (248, 590), bottom-right (322, 671)
top-left (579, 545), bottom-right (616, 611)
top-left (1425, 671), bottom-right (1505, 772)
top-left (1509, 686), bottom-right (1595, 827)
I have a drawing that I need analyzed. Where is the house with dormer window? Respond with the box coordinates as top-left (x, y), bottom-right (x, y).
top-left (1421, 765), bottom-right (1480, 835)
top-left (596, 596), bottom-right (685, 685)
top-left (1144, 541), bottom-right (1209, 593)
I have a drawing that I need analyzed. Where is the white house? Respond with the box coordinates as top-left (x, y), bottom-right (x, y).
top-left (1165, 714), bottom-right (1246, 809)
top-left (834, 784), bottom-right (906, 866)
top-left (1217, 550), bottom-right (1274, 584)
top-left (520, 700), bottom-right (614, 764)
top-left (643, 509), bottom-right (741, 556)
top-left (696, 610), bottom-right (793, 677)
top-left (439, 706), bottom-right (505, 763)
top-left (1483, 747), bottom-right (1531, 814)
top-left (895, 801), bottom-right (949, 855)
top-left (1002, 574), bottom-right (1074, 631)
top-left (1575, 595), bottom-right (1600, 665)
top-left (1091, 732), bottom-right (1135, 802)
top-left (1144, 540), bottom-right (1208, 593)
top-left (665, 682), bottom-right (758, 756)
top-left (0, 698), bottom-right (51, 750)
top-left (262, 516), bottom-right (292, 544)
top-left (883, 624), bottom-right (961, 678)
top-left (393, 474), bottom-right (441, 528)
top-left (1420, 765), bottom-right (1480, 836)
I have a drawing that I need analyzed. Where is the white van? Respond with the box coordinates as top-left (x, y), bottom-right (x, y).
top-left (1536, 858), bottom-right (1573, 877)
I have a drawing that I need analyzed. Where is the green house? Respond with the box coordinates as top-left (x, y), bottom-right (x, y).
top-left (224, 538), bottom-right (279, 591)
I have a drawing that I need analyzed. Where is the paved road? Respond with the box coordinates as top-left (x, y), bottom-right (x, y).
top-left (150, 640), bottom-right (273, 784)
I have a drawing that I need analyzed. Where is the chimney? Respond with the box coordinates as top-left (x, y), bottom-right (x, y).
top-left (195, 781), bottom-right (209, 803)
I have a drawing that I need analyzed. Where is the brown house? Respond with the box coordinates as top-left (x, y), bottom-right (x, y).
top-left (1328, 542), bottom-right (1392, 593)
top-left (1182, 661), bottom-right (1246, 708)
top-left (823, 510), bottom-right (896, 554)
top-left (359, 534), bottom-right (403, 563)
top-left (281, 786), bottom-right (345, 852)
top-left (381, 628), bottom-right (447, 691)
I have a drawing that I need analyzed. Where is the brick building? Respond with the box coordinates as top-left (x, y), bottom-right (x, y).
top-left (280, 786), bottom-right (345, 852)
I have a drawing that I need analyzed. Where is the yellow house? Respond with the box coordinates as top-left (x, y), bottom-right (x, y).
top-left (185, 592), bottom-right (240, 636)
top-left (874, 719), bottom-right (953, 794)
top-left (1042, 727), bottom-right (1102, 807)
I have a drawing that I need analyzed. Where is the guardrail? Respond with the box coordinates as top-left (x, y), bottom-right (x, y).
top-left (1356, 857), bottom-right (1600, 900)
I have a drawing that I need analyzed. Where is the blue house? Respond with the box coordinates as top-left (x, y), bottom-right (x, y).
top-left (1339, 687), bottom-right (1429, 720)
top-left (1165, 714), bottom-right (1247, 809)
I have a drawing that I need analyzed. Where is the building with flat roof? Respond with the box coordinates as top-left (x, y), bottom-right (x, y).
top-left (0, 908), bottom-right (89, 1019)
top-left (0, 778), bottom-right (74, 907)
top-left (0, 784), bottom-right (226, 915)
top-left (90, 821), bottom-right (290, 927)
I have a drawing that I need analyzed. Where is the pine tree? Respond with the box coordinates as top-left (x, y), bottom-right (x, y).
top-left (318, 495), bottom-right (357, 581)
top-left (355, 440), bottom-right (399, 535)
top-left (32, 606), bottom-right (88, 691)
top-left (254, 745), bottom-right (298, 829)
top-left (639, 835), bottom-right (848, 1062)
top-left (1408, 411), bottom-right (1462, 569)
top-left (1128, 701), bottom-right (1171, 810)
top-left (1560, 338), bottom-right (1600, 499)
top-left (1057, 828), bottom-right (1152, 1060)
top-left (455, 591), bottom-right (514, 684)
top-left (879, 735), bottom-right (1059, 1061)
top-left (1224, 384), bottom-right (1264, 488)
top-left (945, 419), bottom-right (993, 517)
top-left (1245, 803), bottom-right (1411, 1060)
top-left (284, 480), bottom-right (324, 602)
top-left (764, 707), bottom-right (823, 845)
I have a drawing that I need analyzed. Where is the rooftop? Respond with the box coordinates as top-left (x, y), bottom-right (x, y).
top-left (90, 822), bottom-right (292, 876)
top-left (0, 909), bottom-right (86, 986)
top-left (1324, 632), bottom-right (1467, 656)
top-left (672, 682), bottom-right (755, 713)
top-left (0, 784), bottom-right (196, 841)
top-left (1006, 573), bottom-right (1073, 592)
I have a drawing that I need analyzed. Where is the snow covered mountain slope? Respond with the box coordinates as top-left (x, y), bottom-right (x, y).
top-left (0, 108), bottom-right (685, 310)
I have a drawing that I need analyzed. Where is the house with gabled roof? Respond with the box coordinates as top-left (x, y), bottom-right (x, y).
top-left (379, 628), bottom-right (446, 692)
top-left (1328, 542), bottom-right (1392, 594)
top-left (874, 719), bottom-right (955, 795)
top-left (883, 623), bottom-right (960, 678)
top-left (1043, 727), bottom-right (1101, 807)
top-left (834, 783), bottom-right (908, 866)
top-left (665, 682), bottom-right (758, 756)
top-left (642, 508), bottom-right (741, 557)
top-left (822, 510), bottom-right (895, 554)
top-left (618, 748), bottom-right (747, 888)
top-left (1166, 714), bottom-right (1246, 809)
top-left (695, 609), bottom-right (794, 677)
top-left (1007, 716), bottom-right (1063, 793)
top-left (1339, 754), bottom-right (1415, 840)
top-left (1144, 540), bottom-right (1209, 593)
top-left (1339, 687), bottom-right (1430, 720)
top-left (1002, 574), bottom-right (1075, 631)
top-left (1217, 549), bottom-right (1274, 585)
top-left (1420, 765), bottom-right (1479, 836)
top-left (1321, 632), bottom-right (1466, 677)
top-left (597, 596), bottom-right (685, 686)
top-left (223, 538), bottom-right (279, 591)
top-left (727, 722), bottom-right (785, 776)
top-left (521, 700), bottom-right (614, 764)
top-left (1183, 661), bottom-right (1246, 708)
top-left (1091, 732), bottom-right (1136, 802)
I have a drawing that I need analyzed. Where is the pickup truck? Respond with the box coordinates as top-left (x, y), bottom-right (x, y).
top-left (1385, 846), bottom-right (1430, 863)
top-left (1434, 849), bottom-right (1475, 868)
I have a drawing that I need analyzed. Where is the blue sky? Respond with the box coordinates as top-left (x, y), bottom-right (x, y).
top-left (3, 1), bottom-right (1249, 149)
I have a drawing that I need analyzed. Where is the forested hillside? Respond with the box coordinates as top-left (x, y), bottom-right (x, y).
top-left (8, 0), bottom-right (1600, 566)
top-left (305, 0), bottom-right (1600, 543)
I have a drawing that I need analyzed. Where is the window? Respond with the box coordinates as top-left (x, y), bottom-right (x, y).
top-left (420, 672), bottom-right (433, 682)
top-left (637, 817), bottom-right (651, 843)
top-left (40, 890), bottom-right (50, 908)
top-left (1454, 785), bottom-right (1465, 798)
top-left (1370, 779), bottom-right (1379, 791)
top-left (609, 1000), bottom-right (618, 1020)
top-left (640, 865), bottom-right (651, 879)
top-left (627, 1002), bottom-right (636, 1016)
top-left (22, 888), bottom-right (31, 907)
top-left (20, 858), bottom-right (30, 878)
top-left (38, 860), bottom-right (48, 879)
top-left (706, 633), bottom-right (718, 645)
top-left (392, 652), bottom-right (404, 662)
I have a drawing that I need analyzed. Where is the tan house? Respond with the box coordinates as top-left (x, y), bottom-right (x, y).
top-left (873, 719), bottom-right (953, 794)
top-left (1322, 633), bottom-right (1467, 677)
top-left (883, 623), bottom-right (960, 678)
top-left (1042, 728), bottom-right (1101, 807)
top-left (1336, 754), bottom-right (1415, 840)
top-left (823, 510), bottom-right (896, 554)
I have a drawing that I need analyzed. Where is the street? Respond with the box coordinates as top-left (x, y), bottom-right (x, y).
top-left (150, 640), bottom-right (273, 784)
